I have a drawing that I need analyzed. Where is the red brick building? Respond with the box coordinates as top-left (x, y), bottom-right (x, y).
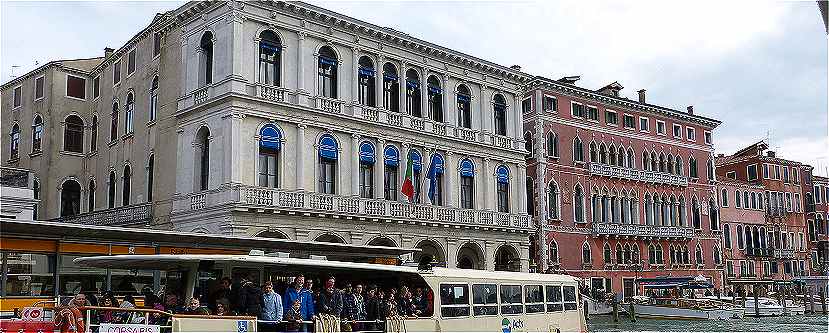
top-left (522, 76), bottom-right (722, 299)
top-left (715, 141), bottom-right (811, 286)
top-left (808, 175), bottom-right (829, 276)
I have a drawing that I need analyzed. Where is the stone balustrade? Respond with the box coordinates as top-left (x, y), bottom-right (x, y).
top-left (52, 202), bottom-right (153, 226)
top-left (315, 96), bottom-right (344, 114)
top-left (193, 87), bottom-right (209, 105)
top-left (255, 83), bottom-right (288, 103)
top-left (588, 163), bottom-right (688, 187)
top-left (592, 222), bottom-right (694, 239)
top-left (174, 184), bottom-right (531, 230)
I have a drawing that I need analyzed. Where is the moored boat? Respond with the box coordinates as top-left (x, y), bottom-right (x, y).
top-left (627, 276), bottom-right (743, 320)
top-left (743, 298), bottom-right (785, 317)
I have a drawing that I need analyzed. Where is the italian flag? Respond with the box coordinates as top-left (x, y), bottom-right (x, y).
top-left (401, 152), bottom-right (415, 201)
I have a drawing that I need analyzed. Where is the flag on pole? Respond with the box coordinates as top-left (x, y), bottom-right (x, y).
top-left (426, 155), bottom-right (438, 203)
top-left (401, 151), bottom-right (416, 201)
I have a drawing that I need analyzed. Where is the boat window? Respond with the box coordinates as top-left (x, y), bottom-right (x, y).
top-left (525, 284), bottom-right (545, 313)
top-left (440, 283), bottom-right (470, 318)
top-left (500, 284), bottom-right (523, 314)
top-left (472, 283), bottom-right (498, 316)
top-left (2, 252), bottom-right (55, 297)
top-left (545, 285), bottom-right (563, 312)
top-left (563, 285), bottom-right (578, 310)
top-left (110, 268), bottom-right (155, 295)
top-left (59, 254), bottom-right (106, 297)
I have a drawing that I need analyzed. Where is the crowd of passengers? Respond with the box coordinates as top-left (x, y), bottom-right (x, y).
top-left (65, 274), bottom-right (433, 332)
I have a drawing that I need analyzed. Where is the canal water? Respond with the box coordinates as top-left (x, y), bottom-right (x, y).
top-left (588, 314), bottom-right (829, 332)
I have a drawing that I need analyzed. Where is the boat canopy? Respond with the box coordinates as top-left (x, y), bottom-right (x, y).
top-left (638, 276), bottom-right (714, 289)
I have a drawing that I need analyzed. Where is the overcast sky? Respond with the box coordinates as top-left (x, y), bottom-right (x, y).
top-left (2, 1), bottom-right (827, 175)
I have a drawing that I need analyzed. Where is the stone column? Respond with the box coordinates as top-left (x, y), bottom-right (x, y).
top-left (513, 94), bottom-right (522, 147)
top-left (351, 134), bottom-right (361, 196)
top-left (483, 158), bottom-right (492, 211)
top-left (518, 163), bottom-right (527, 214)
top-left (480, 86), bottom-right (491, 134)
top-left (443, 75), bottom-right (453, 126)
top-left (445, 152), bottom-right (456, 207)
top-left (351, 48), bottom-right (360, 108)
top-left (228, 113), bottom-right (244, 184)
top-left (421, 69), bottom-right (430, 120)
top-left (421, 147), bottom-right (433, 205)
top-left (296, 32), bottom-right (307, 105)
top-left (533, 116), bottom-right (548, 272)
top-left (296, 124), bottom-right (307, 190)
top-left (447, 239), bottom-right (459, 269)
top-left (231, 12), bottom-right (244, 79)
top-left (400, 61), bottom-right (408, 115)
top-left (180, 32), bottom-right (189, 96)
top-left (485, 241), bottom-right (496, 271)
top-left (375, 139), bottom-right (386, 200)
top-left (376, 55), bottom-right (385, 110)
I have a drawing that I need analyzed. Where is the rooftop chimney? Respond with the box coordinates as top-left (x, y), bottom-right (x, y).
top-left (510, 65), bottom-right (522, 71)
top-left (104, 47), bottom-right (114, 59)
top-left (767, 151), bottom-right (776, 158)
top-left (557, 75), bottom-right (581, 85)
top-left (686, 105), bottom-right (694, 115)
top-left (637, 89), bottom-right (647, 103)
top-left (597, 81), bottom-right (624, 97)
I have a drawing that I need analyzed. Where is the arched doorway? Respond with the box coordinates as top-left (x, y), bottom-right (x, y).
top-left (367, 236), bottom-right (397, 247)
top-left (495, 244), bottom-right (521, 272)
top-left (456, 242), bottom-right (485, 270)
top-left (60, 179), bottom-right (82, 217)
top-left (414, 239), bottom-right (446, 267)
top-left (314, 233), bottom-right (345, 244)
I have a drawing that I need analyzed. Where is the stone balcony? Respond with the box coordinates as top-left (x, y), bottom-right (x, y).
top-left (765, 207), bottom-right (789, 218)
top-left (588, 163), bottom-right (688, 187)
top-left (592, 222), bottom-right (695, 239)
top-left (51, 202), bottom-right (153, 226)
top-left (174, 184), bottom-right (532, 231)
top-left (745, 247), bottom-right (774, 257)
top-left (774, 248), bottom-right (795, 259)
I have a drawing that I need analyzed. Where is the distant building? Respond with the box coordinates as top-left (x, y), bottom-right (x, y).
top-left (808, 175), bottom-right (828, 275)
top-left (0, 167), bottom-right (38, 220)
top-left (523, 77), bottom-right (723, 298)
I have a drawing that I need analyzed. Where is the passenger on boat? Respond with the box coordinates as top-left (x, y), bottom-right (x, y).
top-left (283, 299), bottom-right (305, 332)
top-left (182, 297), bottom-right (209, 315)
top-left (208, 277), bottom-right (233, 311)
top-left (364, 285), bottom-right (383, 332)
top-left (163, 293), bottom-right (185, 314)
top-left (341, 283), bottom-right (360, 331)
top-left (119, 295), bottom-right (145, 324)
top-left (97, 294), bottom-right (120, 324)
top-left (261, 281), bottom-right (283, 331)
top-left (354, 284), bottom-right (367, 323)
top-left (283, 274), bottom-right (315, 322)
top-left (412, 288), bottom-right (427, 316)
top-left (316, 276), bottom-right (343, 317)
top-left (238, 275), bottom-right (264, 317)
top-left (214, 300), bottom-right (234, 316)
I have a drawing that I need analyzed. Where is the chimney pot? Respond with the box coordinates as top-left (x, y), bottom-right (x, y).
top-left (687, 105), bottom-right (694, 114)
top-left (767, 151), bottom-right (776, 158)
top-left (637, 89), bottom-right (647, 103)
top-left (510, 65), bottom-right (522, 71)
top-left (104, 47), bottom-right (114, 58)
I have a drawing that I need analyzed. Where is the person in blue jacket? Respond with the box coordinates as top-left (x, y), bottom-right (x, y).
top-left (283, 274), bottom-right (315, 323)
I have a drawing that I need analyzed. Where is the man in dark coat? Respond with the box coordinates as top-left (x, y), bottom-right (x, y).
top-left (315, 276), bottom-right (342, 317)
top-left (237, 276), bottom-right (264, 317)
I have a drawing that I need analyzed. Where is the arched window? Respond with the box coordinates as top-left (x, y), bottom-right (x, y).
top-left (723, 224), bottom-right (732, 248)
top-left (122, 165), bottom-right (132, 205)
top-left (493, 94), bottom-right (508, 136)
top-left (574, 184), bottom-right (585, 223)
top-left (383, 145), bottom-right (399, 200)
top-left (624, 244), bottom-right (632, 264)
top-left (695, 244), bottom-right (704, 265)
top-left (63, 115), bottom-right (84, 153)
top-left (31, 115), bottom-right (43, 152)
top-left (644, 194), bottom-right (653, 225)
top-left (90, 115), bottom-right (98, 151)
top-left (589, 142), bottom-right (598, 163)
top-left (108, 171), bottom-right (117, 208)
top-left (707, 159), bottom-right (715, 181)
top-left (200, 31), bottom-right (214, 86)
top-left (357, 56), bottom-right (376, 107)
top-left (683, 245), bottom-right (690, 264)
top-left (689, 156), bottom-right (698, 178)
top-left (692, 197), bottom-right (701, 229)
top-left (406, 149), bottom-right (423, 201)
top-left (627, 148), bottom-right (635, 168)
top-left (656, 244), bottom-right (664, 264)
top-left (650, 152), bottom-right (657, 171)
top-left (359, 141), bottom-right (375, 198)
top-left (669, 245), bottom-right (677, 264)
top-left (642, 151), bottom-right (650, 171)
top-left (709, 198), bottom-right (719, 231)
top-left (382, 63), bottom-right (399, 112)
top-left (456, 84), bottom-right (472, 128)
top-left (750, 192), bottom-right (757, 209)
top-left (496, 165), bottom-right (510, 213)
top-left (648, 245), bottom-right (656, 265)
top-left (427, 76), bottom-right (443, 122)
top-left (124, 92), bottom-right (134, 134)
top-left (679, 195), bottom-right (686, 226)
top-left (258, 124), bottom-right (282, 188)
top-left (658, 153), bottom-right (666, 172)
top-left (428, 153), bottom-right (445, 205)
top-left (258, 30), bottom-right (282, 86)
top-left (196, 127), bottom-right (210, 191)
top-left (88, 179), bottom-right (96, 212)
top-left (547, 132), bottom-right (559, 157)
top-left (110, 102), bottom-right (119, 142)
top-left (548, 181), bottom-right (560, 220)
top-left (147, 155), bottom-right (155, 202)
top-left (405, 69), bottom-right (421, 117)
top-left (526, 177), bottom-right (535, 216)
top-left (736, 224), bottom-right (744, 249)
top-left (573, 137), bottom-right (584, 162)
top-left (615, 244), bottom-right (623, 265)
top-left (60, 179), bottom-right (81, 217)
top-left (318, 134), bottom-right (339, 194)
top-left (713, 246), bottom-right (721, 265)
top-left (667, 153), bottom-right (674, 173)
top-left (582, 242), bottom-right (592, 264)
top-left (603, 243), bottom-right (612, 265)
top-left (317, 46), bottom-right (338, 98)
top-left (9, 123), bottom-right (20, 158)
top-left (598, 143), bottom-right (607, 164)
top-left (524, 132), bottom-right (533, 157)
top-left (459, 159), bottom-right (475, 209)
top-left (609, 145), bottom-right (617, 166)
top-left (149, 76), bottom-right (159, 121)
top-left (675, 155), bottom-right (683, 175)
top-left (721, 188), bottom-right (729, 207)
top-left (549, 240), bottom-right (559, 264)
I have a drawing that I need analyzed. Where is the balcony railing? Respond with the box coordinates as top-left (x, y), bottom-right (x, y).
top-left (588, 163), bottom-right (688, 187)
top-left (51, 202), bottom-right (153, 226)
top-left (0, 167), bottom-right (33, 189)
top-left (255, 83), bottom-right (288, 103)
top-left (592, 222), bottom-right (694, 239)
top-left (774, 249), bottom-right (795, 259)
top-left (745, 247), bottom-right (773, 257)
top-left (765, 207), bottom-right (788, 217)
top-left (193, 87), bottom-right (209, 105)
top-left (315, 96), bottom-right (344, 114)
top-left (173, 184), bottom-right (531, 230)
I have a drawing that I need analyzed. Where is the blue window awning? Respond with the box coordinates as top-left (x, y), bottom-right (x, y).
top-left (383, 73), bottom-right (399, 81)
top-left (406, 80), bottom-right (420, 89)
top-left (496, 165), bottom-right (510, 184)
top-left (319, 56), bottom-right (337, 67)
top-left (358, 67), bottom-right (376, 77)
top-left (260, 42), bottom-right (281, 53)
top-left (409, 150), bottom-right (422, 173)
top-left (431, 154), bottom-right (445, 175)
top-left (259, 124), bottom-right (282, 150)
top-left (460, 159), bottom-right (474, 177)
top-left (319, 135), bottom-right (338, 160)
top-left (457, 94), bottom-right (471, 103)
top-left (359, 142), bottom-right (375, 164)
top-left (384, 146), bottom-right (399, 167)
top-left (428, 85), bottom-right (442, 94)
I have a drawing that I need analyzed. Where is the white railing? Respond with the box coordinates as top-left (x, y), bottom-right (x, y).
top-left (386, 112), bottom-right (404, 127)
top-left (455, 127), bottom-right (478, 142)
top-left (592, 222), bottom-right (694, 238)
top-left (315, 96), bottom-right (344, 114)
top-left (193, 87), bottom-right (209, 105)
top-left (256, 83), bottom-right (288, 103)
top-left (774, 249), bottom-right (795, 259)
top-left (589, 163), bottom-right (689, 187)
top-left (361, 107), bottom-right (379, 121)
top-left (432, 121), bottom-right (447, 136)
top-left (491, 135), bottom-right (514, 149)
top-left (53, 202), bottom-right (153, 226)
top-left (179, 185), bottom-right (532, 230)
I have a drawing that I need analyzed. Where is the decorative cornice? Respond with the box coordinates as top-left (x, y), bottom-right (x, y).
top-left (526, 77), bottom-right (722, 129)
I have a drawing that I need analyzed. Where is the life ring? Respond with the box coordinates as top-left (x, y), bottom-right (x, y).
top-left (53, 306), bottom-right (86, 333)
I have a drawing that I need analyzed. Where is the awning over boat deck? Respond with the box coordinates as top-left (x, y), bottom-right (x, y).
top-left (638, 276), bottom-right (714, 289)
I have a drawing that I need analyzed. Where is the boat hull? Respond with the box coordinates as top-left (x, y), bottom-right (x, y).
top-left (632, 304), bottom-right (743, 320)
